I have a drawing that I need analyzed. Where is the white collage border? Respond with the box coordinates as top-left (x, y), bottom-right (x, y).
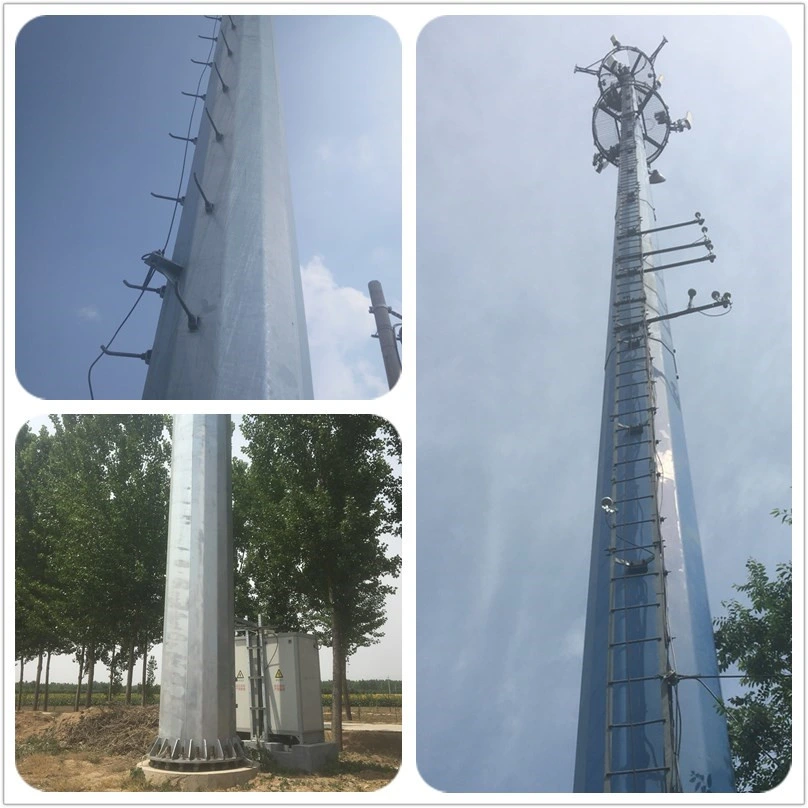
top-left (3, 2), bottom-right (804, 805)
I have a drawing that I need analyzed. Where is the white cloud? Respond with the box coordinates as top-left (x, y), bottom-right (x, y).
top-left (77, 305), bottom-right (100, 321)
top-left (301, 256), bottom-right (387, 399)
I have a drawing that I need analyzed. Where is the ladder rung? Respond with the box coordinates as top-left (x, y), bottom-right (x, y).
top-left (609, 603), bottom-right (660, 615)
top-left (611, 472), bottom-right (657, 486)
top-left (616, 337), bottom-right (644, 348)
top-left (614, 367), bottom-right (650, 379)
top-left (608, 673), bottom-right (662, 684)
top-left (615, 379), bottom-right (652, 392)
top-left (614, 285), bottom-right (644, 297)
top-left (611, 570), bottom-right (661, 582)
top-left (615, 437), bottom-right (655, 450)
top-left (613, 455), bottom-right (654, 467)
top-left (609, 636), bottom-right (663, 647)
top-left (613, 494), bottom-right (654, 504)
top-left (606, 766), bottom-right (670, 776)
top-left (613, 391), bottom-right (651, 405)
top-left (610, 407), bottom-right (656, 421)
top-left (608, 717), bottom-right (666, 729)
top-left (613, 320), bottom-right (647, 332)
top-left (612, 517), bottom-right (660, 529)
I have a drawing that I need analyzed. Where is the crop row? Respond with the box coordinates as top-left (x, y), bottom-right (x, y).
top-left (18, 691), bottom-right (401, 709)
top-left (16, 692), bottom-right (158, 707)
top-left (321, 692), bottom-right (402, 708)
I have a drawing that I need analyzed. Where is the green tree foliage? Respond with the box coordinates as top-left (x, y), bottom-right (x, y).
top-left (713, 514), bottom-right (791, 792)
top-left (15, 416), bottom-right (171, 709)
top-left (15, 424), bottom-right (66, 708)
top-left (236, 415), bottom-right (401, 749)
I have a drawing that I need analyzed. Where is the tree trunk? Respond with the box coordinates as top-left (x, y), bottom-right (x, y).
top-left (43, 651), bottom-right (52, 712)
top-left (107, 644), bottom-right (116, 702)
top-left (33, 651), bottom-right (44, 711)
top-left (141, 638), bottom-right (149, 707)
top-left (331, 610), bottom-right (343, 751)
top-left (125, 640), bottom-right (135, 705)
top-left (342, 656), bottom-right (352, 721)
top-left (74, 647), bottom-right (85, 711)
top-left (84, 646), bottom-right (96, 708)
top-left (17, 657), bottom-right (25, 712)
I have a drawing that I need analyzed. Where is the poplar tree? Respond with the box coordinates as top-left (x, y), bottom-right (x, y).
top-left (42, 416), bottom-right (170, 706)
top-left (237, 415), bottom-right (401, 749)
top-left (15, 424), bottom-right (64, 709)
top-left (713, 510), bottom-right (792, 792)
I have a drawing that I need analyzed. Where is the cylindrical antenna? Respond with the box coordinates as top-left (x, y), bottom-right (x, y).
top-left (368, 280), bottom-right (401, 390)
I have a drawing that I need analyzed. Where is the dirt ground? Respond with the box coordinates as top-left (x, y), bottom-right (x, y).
top-left (15, 706), bottom-right (401, 792)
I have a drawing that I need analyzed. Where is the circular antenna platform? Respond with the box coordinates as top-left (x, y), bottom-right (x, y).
top-left (592, 83), bottom-right (671, 166)
top-left (597, 46), bottom-right (656, 93)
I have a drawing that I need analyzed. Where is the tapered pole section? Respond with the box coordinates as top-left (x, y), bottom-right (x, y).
top-left (143, 17), bottom-right (313, 400)
top-left (368, 280), bottom-right (401, 390)
top-left (573, 41), bottom-right (733, 793)
top-left (148, 415), bottom-right (245, 770)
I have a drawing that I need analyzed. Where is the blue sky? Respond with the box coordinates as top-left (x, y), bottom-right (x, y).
top-left (15, 15), bottom-right (401, 400)
top-left (416, 14), bottom-right (794, 792)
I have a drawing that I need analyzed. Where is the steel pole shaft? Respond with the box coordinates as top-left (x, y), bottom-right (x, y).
top-left (143, 17), bottom-right (313, 400)
top-left (149, 414), bottom-right (245, 770)
top-left (574, 56), bottom-right (733, 793)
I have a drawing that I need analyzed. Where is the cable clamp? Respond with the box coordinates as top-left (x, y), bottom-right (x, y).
top-left (99, 346), bottom-right (152, 365)
top-left (123, 278), bottom-right (165, 297)
top-left (151, 191), bottom-right (184, 206)
top-left (141, 252), bottom-right (200, 332)
top-left (169, 132), bottom-right (198, 145)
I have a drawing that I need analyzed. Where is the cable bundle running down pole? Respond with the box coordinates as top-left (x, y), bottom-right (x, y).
top-left (88, 16), bottom-right (220, 399)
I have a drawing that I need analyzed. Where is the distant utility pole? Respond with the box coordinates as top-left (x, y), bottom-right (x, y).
top-left (146, 415), bottom-right (253, 787)
top-left (572, 37), bottom-right (734, 793)
top-left (140, 16), bottom-right (313, 399)
top-left (368, 280), bottom-right (402, 390)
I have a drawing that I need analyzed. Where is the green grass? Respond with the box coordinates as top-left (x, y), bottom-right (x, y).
top-left (15, 735), bottom-right (62, 760)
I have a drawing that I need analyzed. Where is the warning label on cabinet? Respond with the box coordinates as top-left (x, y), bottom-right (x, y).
top-left (275, 669), bottom-right (284, 679)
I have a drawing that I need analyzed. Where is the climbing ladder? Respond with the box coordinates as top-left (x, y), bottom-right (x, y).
top-left (602, 83), bottom-right (677, 793)
top-left (246, 625), bottom-right (267, 741)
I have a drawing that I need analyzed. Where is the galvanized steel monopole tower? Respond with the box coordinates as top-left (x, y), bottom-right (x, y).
top-left (149, 414), bottom-right (245, 770)
top-left (572, 38), bottom-right (735, 792)
top-left (142, 16), bottom-right (313, 400)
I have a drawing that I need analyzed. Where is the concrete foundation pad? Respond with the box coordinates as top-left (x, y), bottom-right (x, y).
top-left (245, 741), bottom-right (338, 773)
top-left (136, 760), bottom-right (258, 792)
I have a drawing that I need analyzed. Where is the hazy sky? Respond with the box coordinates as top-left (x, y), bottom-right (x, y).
top-left (416, 14), bottom-right (793, 792)
top-left (17, 415), bottom-right (402, 686)
top-left (15, 15), bottom-right (401, 400)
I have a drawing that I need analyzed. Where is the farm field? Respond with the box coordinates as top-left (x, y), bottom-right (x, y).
top-left (15, 705), bottom-right (401, 792)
